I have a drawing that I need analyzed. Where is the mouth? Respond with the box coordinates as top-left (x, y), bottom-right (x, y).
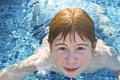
top-left (64, 67), bottom-right (80, 72)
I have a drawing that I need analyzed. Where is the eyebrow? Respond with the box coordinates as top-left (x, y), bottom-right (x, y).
top-left (76, 44), bottom-right (89, 47)
top-left (54, 43), bottom-right (89, 47)
top-left (55, 43), bottom-right (67, 46)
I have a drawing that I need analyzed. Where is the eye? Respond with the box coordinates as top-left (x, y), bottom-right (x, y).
top-left (58, 47), bottom-right (67, 51)
top-left (76, 47), bottom-right (85, 50)
top-left (56, 46), bottom-right (68, 54)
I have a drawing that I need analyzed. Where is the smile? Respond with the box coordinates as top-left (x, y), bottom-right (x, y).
top-left (64, 67), bottom-right (80, 72)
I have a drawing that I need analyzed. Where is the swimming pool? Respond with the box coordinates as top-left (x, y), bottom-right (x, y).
top-left (0, 0), bottom-right (120, 80)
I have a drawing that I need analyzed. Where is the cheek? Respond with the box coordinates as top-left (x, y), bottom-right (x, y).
top-left (79, 53), bottom-right (91, 64)
top-left (53, 54), bottom-right (65, 64)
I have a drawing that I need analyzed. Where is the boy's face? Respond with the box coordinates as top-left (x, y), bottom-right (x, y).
top-left (50, 32), bottom-right (93, 78)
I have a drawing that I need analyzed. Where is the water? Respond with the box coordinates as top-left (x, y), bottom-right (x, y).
top-left (0, 0), bottom-right (120, 80)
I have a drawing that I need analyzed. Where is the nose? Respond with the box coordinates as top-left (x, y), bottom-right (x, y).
top-left (66, 51), bottom-right (77, 65)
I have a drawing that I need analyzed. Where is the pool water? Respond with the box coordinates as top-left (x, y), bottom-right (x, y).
top-left (0, 0), bottom-right (120, 80)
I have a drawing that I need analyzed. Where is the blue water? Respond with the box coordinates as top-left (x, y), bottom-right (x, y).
top-left (0, 0), bottom-right (120, 80)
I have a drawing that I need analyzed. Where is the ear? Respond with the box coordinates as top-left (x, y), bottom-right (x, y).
top-left (49, 43), bottom-right (52, 53)
top-left (49, 43), bottom-right (52, 48)
top-left (92, 38), bottom-right (97, 49)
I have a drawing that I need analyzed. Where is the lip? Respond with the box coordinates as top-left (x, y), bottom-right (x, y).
top-left (64, 67), bottom-right (80, 72)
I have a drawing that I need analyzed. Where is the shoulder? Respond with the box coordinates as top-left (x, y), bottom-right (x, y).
top-left (95, 39), bottom-right (118, 56)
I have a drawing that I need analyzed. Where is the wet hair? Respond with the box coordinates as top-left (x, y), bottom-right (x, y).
top-left (48, 7), bottom-right (95, 44)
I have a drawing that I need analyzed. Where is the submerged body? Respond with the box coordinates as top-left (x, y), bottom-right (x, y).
top-left (0, 38), bottom-right (120, 80)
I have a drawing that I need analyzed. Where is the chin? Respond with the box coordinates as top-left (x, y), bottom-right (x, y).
top-left (62, 68), bottom-right (82, 78)
top-left (65, 73), bottom-right (79, 78)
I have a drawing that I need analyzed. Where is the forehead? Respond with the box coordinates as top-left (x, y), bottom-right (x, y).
top-left (52, 32), bottom-right (91, 45)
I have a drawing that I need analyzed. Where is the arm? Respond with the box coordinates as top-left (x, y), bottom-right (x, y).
top-left (0, 63), bottom-right (35, 80)
top-left (0, 43), bottom-right (50, 80)
top-left (105, 47), bottom-right (120, 80)
top-left (86, 39), bottom-right (120, 79)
